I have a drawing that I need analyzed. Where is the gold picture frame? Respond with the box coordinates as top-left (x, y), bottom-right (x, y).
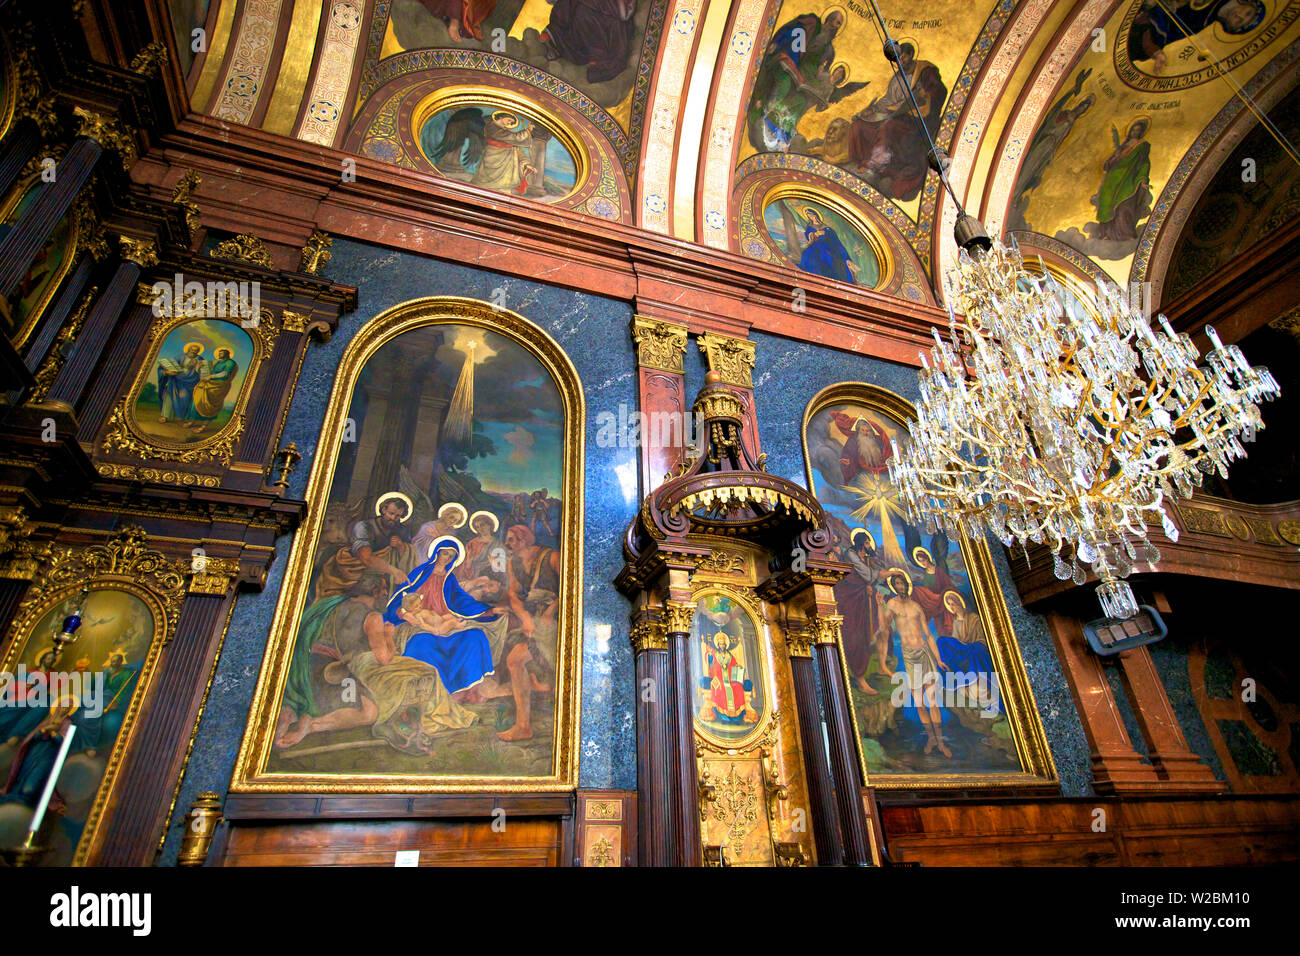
top-left (232, 296), bottom-right (585, 794)
top-left (802, 382), bottom-right (1056, 790)
top-left (99, 306), bottom-right (275, 466)
top-left (689, 585), bottom-right (777, 753)
top-left (410, 85), bottom-right (591, 202)
top-left (760, 182), bottom-right (896, 290)
top-left (0, 528), bottom-right (186, 865)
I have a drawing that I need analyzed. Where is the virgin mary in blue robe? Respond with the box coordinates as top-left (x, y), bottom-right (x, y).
top-left (799, 210), bottom-right (857, 284)
top-left (384, 537), bottom-right (497, 695)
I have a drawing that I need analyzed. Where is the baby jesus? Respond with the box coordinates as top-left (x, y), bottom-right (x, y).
top-left (397, 592), bottom-right (466, 636)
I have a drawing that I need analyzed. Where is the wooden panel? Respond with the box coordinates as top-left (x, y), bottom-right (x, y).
top-left (217, 819), bottom-right (563, 867)
top-left (881, 797), bottom-right (1300, 866)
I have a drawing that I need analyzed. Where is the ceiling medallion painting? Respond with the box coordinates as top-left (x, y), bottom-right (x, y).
top-left (413, 87), bottom-right (589, 201)
top-left (755, 183), bottom-right (891, 288)
top-left (361, 0), bottom-right (672, 176)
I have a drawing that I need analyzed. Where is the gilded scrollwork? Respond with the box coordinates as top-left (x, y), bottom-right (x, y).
top-left (210, 233), bottom-right (275, 269)
top-left (188, 556), bottom-right (241, 596)
top-left (808, 613), bottom-right (843, 647)
top-left (118, 235), bottom-right (159, 268)
top-left (299, 230), bottom-right (333, 275)
top-left (630, 316), bottom-right (688, 373)
top-left (95, 463), bottom-right (223, 487)
top-left (629, 617), bottom-right (667, 652)
top-left (0, 505), bottom-right (31, 557)
top-left (662, 599), bottom-right (695, 635)
top-left (73, 106), bottom-right (139, 170)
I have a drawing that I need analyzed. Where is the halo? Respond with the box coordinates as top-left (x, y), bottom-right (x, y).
top-left (184, 341), bottom-right (205, 355)
top-left (894, 35), bottom-right (920, 58)
top-left (850, 527), bottom-right (877, 551)
top-left (912, 545), bottom-right (933, 566)
top-left (438, 501), bottom-right (468, 528)
top-left (374, 491), bottom-right (413, 521)
top-left (469, 509), bottom-right (499, 533)
top-left (830, 61), bottom-right (850, 83)
top-left (492, 110), bottom-right (519, 128)
top-left (885, 567), bottom-right (912, 595)
top-left (943, 589), bottom-right (966, 611)
top-left (426, 534), bottom-right (465, 568)
top-left (711, 630), bottom-right (732, 649)
top-left (822, 5), bottom-right (847, 27)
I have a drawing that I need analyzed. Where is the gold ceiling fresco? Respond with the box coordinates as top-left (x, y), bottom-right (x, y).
top-left (179, 0), bottom-right (1300, 300)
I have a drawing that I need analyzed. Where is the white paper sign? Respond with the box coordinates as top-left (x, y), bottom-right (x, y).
top-left (394, 850), bottom-right (420, 867)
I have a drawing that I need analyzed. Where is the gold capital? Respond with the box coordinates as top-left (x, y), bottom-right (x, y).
top-left (630, 316), bottom-right (688, 373)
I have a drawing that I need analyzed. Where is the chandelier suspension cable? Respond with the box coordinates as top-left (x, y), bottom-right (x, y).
top-left (864, 0), bottom-right (1280, 621)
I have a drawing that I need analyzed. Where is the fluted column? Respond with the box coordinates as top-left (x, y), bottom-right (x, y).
top-left (811, 614), bottom-right (871, 865)
top-left (631, 615), bottom-right (677, 866)
top-left (0, 121), bottom-right (40, 209)
top-left (664, 599), bottom-right (701, 866)
top-left (787, 625), bottom-right (843, 864)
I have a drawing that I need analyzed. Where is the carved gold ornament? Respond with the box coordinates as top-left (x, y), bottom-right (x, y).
top-left (698, 332), bottom-right (756, 388)
top-left (299, 230), bottom-right (333, 275)
top-left (129, 42), bottom-right (169, 78)
top-left (1277, 520), bottom-right (1300, 547)
top-left (118, 236), bottom-right (159, 268)
top-left (73, 107), bottom-right (138, 170)
top-left (630, 316), bottom-right (688, 373)
top-left (630, 617), bottom-right (667, 652)
top-left (662, 600), bottom-right (695, 635)
top-left (210, 234), bottom-right (275, 269)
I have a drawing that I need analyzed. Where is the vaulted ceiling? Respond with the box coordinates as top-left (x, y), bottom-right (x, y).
top-left (174, 0), bottom-right (1300, 308)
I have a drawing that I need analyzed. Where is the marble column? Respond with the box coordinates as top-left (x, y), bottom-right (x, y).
top-left (630, 317), bottom-right (689, 497)
top-left (811, 614), bottom-right (871, 865)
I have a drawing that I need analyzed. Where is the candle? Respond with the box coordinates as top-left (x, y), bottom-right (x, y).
top-left (27, 723), bottom-right (77, 840)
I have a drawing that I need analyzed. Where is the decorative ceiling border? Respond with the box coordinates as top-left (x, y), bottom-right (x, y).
top-left (354, 0), bottom-right (671, 181)
top-left (1135, 38), bottom-right (1300, 300)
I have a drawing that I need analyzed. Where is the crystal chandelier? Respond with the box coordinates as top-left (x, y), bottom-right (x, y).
top-left (888, 232), bottom-right (1280, 619)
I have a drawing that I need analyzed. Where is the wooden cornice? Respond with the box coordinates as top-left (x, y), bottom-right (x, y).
top-left (1009, 494), bottom-right (1300, 607)
top-left (132, 113), bottom-right (945, 366)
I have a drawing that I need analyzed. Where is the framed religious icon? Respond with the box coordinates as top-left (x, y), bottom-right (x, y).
top-left (0, 175), bottom-right (83, 346)
top-left (803, 382), bottom-right (1056, 789)
top-left (101, 306), bottom-right (272, 466)
top-left (232, 297), bottom-right (584, 793)
top-left (689, 589), bottom-right (772, 750)
top-left (0, 529), bottom-right (184, 864)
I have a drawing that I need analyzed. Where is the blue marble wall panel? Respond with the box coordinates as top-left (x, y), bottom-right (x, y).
top-left (161, 241), bottom-right (639, 863)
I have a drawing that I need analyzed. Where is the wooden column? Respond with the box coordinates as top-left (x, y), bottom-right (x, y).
top-left (631, 613), bottom-right (677, 866)
top-left (1046, 611), bottom-right (1160, 792)
top-left (664, 599), bottom-right (701, 865)
top-left (629, 317), bottom-right (689, 496)
top-left (94, 584), bottom-right (235, 866)
top-left (787, 627), bottom-right (843, 865)
top-left (0, 137), bottom-right (101, 299)
top-left (45, 246), bottom-right (149, 416)
top-left (811, 614), bottom-right (871, 865)
top-left (0, 121), bottom-right (40, 203)
top-left (1117, 646), bottom-right (1224, 791)
top-left (21, 256), bottom-right (92, 371)
top-left (234, 310), bottom-right (311, 465)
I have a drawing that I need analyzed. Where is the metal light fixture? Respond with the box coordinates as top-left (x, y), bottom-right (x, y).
top-left (862, 2), bottom-right (1279, 619)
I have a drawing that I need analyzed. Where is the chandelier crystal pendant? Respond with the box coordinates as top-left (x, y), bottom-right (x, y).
top-left (887, 234), bottom-right (1279, 620)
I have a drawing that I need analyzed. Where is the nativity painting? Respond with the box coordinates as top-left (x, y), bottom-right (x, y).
top-left (257, 315), bottom-right (577, 786)
top-left (804, 393), bottom-right (1020, 778)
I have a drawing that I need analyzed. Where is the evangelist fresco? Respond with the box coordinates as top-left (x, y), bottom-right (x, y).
top-left (1008, 0), bottom-right (1300, 280)
top-left (805, 397), bottom-right (1021, 778)
top-left (689, 592), bottom-right (767, 745)
top-left (762, 194), bottom-right (881, 286)
top-left (131, 318), bottom-right (254, 446)
top-left (387, 0), bottom-right (655, 116)
top-left (419, 103), bottom-right (579, 200)
top-left (265, 321), bottom-right (569, 781)
top-left (0, 590), bottom-right (155, 865)
top-left (739, 3), bottom-right (999, 217)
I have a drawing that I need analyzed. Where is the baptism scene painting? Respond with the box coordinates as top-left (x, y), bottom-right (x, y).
top-left (689, 592), bottom-right (768, 746)
top-left (418, 101), bottom-right (581, 201)
top-left (803, 389), bottom-right (1021, 779)
top-left (129, 318), bottom-right (254, 447)
top-left (740, 3), bottom-right (999, 214)
top-left (250, 314), bottom-right (577, 787)
top-left (386, 0), bottom-right (653, 114)
top-left (762, 192), bottom-right (883, 287)
top-left (0, 589), bottom-right (155, 865)
top-left (1009, 0), bottom-right (1300, 278)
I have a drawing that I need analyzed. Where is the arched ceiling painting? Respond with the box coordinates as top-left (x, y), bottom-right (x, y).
top-left (181, 0), bottom-right (1300, 307)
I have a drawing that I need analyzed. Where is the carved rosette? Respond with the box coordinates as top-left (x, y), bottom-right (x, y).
top-left (630, 317), bottom-right (688, 373)
top-left (662, 600), bottom-right (696, 636)
top-left (698, 332), bottom-right (756, 388)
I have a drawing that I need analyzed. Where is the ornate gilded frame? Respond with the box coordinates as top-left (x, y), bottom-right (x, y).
top-left (0, 33), bottom-right (16, 144)
top-left (0, 173), bottom-right (84, 347)
top-left (409, 85), bottom-right (592, 202)
top-left (689, 584), bottom-right (777, 753)
top-left (802, 382), bottom-right (1056, 790)
top-left (0, 528), bottom-right (186, 864)
top-left (232, 296), bottom-right (585, 793)
top-left (100, 306), bottom-right (275, 466)
top-left (759, 183), bottom-right (896, 291)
